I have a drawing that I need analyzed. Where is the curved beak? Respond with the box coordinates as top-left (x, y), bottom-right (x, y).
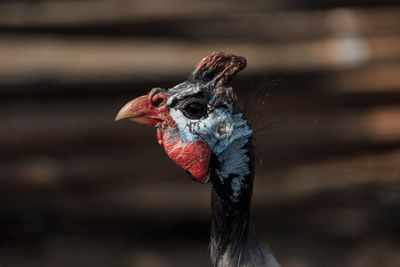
top-left (115, 94), bottom-right (158, 126)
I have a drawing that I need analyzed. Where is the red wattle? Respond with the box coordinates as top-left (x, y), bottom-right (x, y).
top-left (161, 131), bottom-right (211, 182)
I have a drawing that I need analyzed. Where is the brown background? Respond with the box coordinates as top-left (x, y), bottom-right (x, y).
top-left (1, 0), bottom-right (399, 266)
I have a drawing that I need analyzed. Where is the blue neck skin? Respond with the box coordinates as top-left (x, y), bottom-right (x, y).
top-left (209, 134), bottom-right (255, 266)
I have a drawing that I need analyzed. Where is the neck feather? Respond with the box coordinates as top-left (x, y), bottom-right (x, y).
top-left (209, 136), bottom-right (280, 267)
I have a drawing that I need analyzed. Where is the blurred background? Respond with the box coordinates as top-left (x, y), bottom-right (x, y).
top-left (1, 0), bottom-right (400, 266)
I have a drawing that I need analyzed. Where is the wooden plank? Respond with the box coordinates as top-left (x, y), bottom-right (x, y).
top-left (0, 0), bottom-right (276, 26)
top-left (361, 107), bottom-right (400, 142)
top-left (0, 35), bottom-right (400, 84)
top-left (1, 7), bottom-right (400, 43)
top-left (1, 62), bottom-right (400, 96)
top-left (0, 1), bottom-right (397, 28)
top-left (0, 149), bottom-right (398, 221)
top-left (327, 63), bottom-right (400, 93)
top-left (255, 149), bottom-right (400, 205)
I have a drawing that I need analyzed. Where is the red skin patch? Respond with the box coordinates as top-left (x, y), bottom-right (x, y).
top-left (157, 128), bottom-right (211, 182)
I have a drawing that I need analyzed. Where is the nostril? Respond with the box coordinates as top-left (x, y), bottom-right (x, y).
top-left (153, 98), bottom-right (164, 107)
top-left (149, 89), bottom-right (170, 108)
top-left (151, 94), bottom-right (165, 107)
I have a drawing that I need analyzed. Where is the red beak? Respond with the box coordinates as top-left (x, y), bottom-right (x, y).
top-left (115, 94), bottom-right (160, 126)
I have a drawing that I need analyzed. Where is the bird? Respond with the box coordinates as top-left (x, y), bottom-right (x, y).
top-left (116, 52), bottom-right (280, 267)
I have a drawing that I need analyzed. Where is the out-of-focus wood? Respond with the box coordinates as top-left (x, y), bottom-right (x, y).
top-left (0, 0), bottom-right (253, 25)
top-left (327, 62), bottom-right (400, 93)
top-left (255, 149), bottom-right (400, 204)
top-left (0, 1), bottom-right (397, 29)
top-left (0, 35), bottom-right (399, 84)
top-left (0, 149), bottom-right (398, 223)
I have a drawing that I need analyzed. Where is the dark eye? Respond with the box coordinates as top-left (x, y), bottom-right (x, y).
top-left (182, 100), bottom-right (207, 119)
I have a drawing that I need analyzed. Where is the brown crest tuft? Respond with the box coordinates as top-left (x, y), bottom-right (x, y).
top-left (191, 52), bottom-right (247, 86)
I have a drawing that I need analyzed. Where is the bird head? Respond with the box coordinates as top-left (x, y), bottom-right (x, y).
top-left (116, 52), bottom-right (252, 183)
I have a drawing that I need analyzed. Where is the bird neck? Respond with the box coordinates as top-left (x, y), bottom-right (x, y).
top-left (209, 135), bottom-right (280, 267)
top-left (209, 134), bottom-right (255, 266)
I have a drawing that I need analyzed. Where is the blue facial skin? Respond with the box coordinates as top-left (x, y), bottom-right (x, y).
top-left (167, 87), bottom-right (252, 202)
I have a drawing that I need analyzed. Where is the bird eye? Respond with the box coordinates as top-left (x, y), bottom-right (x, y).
top-left (182, 100), bottom-right (207, 119)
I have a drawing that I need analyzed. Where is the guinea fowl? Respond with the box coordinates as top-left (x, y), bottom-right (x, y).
top-left (116, 52), bottom-right (280, 267)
